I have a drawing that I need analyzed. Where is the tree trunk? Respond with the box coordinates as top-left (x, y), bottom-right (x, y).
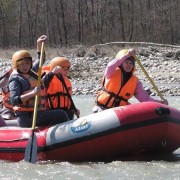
top-left (0, 1), bottom-right (8, 48)
top-left (59, 0), bottom-right (68, 46)
top-left (118, 0), bottom-right (125, 41)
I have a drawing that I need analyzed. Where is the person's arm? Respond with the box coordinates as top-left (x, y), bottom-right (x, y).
top-left (105, 49), bottom-right (135, 79)
top-left (134, 80), bottom-right (168, 104)
top-left (37, 35), bottom-right (47, 52)
top-left (33, 35), bottom-right (47, 72)
top-left (42, 72), bottom-right (54, 88)
top-left (19, 88), bottom-right (39, 103)
top-left (9, 79), bottom-right (39, 106)
top-left (9, 79), bottom-right (23, 105)
top-left (43, 65), bottom-right (64, 88)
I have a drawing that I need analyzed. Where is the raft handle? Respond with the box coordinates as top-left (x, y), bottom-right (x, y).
top-left (155, 107), bottom-right (170, 116)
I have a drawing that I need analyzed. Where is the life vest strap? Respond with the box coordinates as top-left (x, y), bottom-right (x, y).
top-left (103, 88), bottom-right (128, 101)
top-left (47, 92), bottom-right (69, 109)
top-left (97, 88), bottom-right (128, 108)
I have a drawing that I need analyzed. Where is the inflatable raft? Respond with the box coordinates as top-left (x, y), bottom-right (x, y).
top-left (0, 101), bottom-right (180, 162)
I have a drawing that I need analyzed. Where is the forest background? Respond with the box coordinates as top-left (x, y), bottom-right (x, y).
top-left (0, 0), bottom-right (180, 97)
top-left (0, 0), bottom-right (180, 51)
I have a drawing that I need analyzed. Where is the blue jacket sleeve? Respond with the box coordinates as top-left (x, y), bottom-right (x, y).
top-left (32, 52), bottom-right (46, 72)
top-left (43, 72), bottom-right (54, 88)
top-left (9, 78), bottom-right (23, 105)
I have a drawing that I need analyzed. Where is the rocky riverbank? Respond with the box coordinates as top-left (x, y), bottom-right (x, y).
top-left (69, 46), bottom-right (180, 96)
top-left (0, 46), bottom-right (180, 97)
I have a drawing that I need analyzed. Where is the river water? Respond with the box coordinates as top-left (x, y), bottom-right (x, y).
top-left (0, 95), bottom-right (179, 180)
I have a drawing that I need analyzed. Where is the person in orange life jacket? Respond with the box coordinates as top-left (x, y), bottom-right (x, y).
top-left (43, 57), bottom-right (80, 120)
top-left (0, 35), bottom-right (48, 121)
top-left (8, 51), bottom-right (69, 127)
top-left (93, 49), bottom-right (168, 113)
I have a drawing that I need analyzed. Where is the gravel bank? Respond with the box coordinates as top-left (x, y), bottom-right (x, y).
top-left (0, 46), bottom-right (179, 97)
top-left (69, 46), bottom-right (180, 96)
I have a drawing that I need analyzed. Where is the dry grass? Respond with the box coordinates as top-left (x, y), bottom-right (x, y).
top-left (0, 42), bottom-right (179, 61)
top-left (0, 45), bottom-right (94, 61)
top-left (0, 47), bottom-right (73, 60)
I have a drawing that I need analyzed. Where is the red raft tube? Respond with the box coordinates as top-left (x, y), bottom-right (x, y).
top-left (0, 101), bottom-right (179, 162)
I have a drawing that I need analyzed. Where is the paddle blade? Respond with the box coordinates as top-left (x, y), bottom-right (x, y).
top-left (24, 133), bottom-right (38, 163)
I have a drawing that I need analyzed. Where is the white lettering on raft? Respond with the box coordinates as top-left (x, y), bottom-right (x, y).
top-left (70, 121), bottom-right (91, 133)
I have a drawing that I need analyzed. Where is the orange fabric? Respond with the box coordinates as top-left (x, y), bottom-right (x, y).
top-left (42, 65), bottom-right (50, 71)
top-left (46, 75), bottom-right (72, 109)
top-left (96, 68), bottom-right (138, 108)
top-left (2, 91), bottom-right (13, 109)
top-left (12, 71), bottom-right (46, 112)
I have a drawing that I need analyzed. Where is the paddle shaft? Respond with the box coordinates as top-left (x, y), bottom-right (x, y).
top-left (25, 42), bottom-right (45, 163)
top-left (57, 74), bottom-right (79, 118)
top-left (134, 56), bottom-right (165, 101)
top-left (32, 42), bottom-right (45, 128)
top-left (24, 128), bottom-right (37, 163)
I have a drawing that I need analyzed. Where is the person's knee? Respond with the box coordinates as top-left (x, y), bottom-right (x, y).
top-left (58, 110), bottom-right (70, 122)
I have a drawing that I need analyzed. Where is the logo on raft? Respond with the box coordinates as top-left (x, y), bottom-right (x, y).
top-left (70, 119), bottom-right (91, 133)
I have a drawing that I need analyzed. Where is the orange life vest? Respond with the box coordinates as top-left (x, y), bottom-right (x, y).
top-left (96, 68), bottom-right (138, 108)
top-left (42, 65), bottom-right (50, 73)
top-left (46, 74), bottom-right (72, 109)
top-left (42, 66), bottom-right (73, 110)
top-left (11, 70), bottom-right (46, 112)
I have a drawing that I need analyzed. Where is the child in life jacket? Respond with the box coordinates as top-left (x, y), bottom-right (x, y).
top-left (93, 49), bottom-right (168, 113)
top-left (0, 35), bottom-right (47, 121)
top-left (43, 57), bottom-right (80, 120)
top-left (8, 50), bottom-right (69, 127)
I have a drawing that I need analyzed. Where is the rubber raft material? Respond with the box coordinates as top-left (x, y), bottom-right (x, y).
top-left (0, 101), bottom-right (179, 162)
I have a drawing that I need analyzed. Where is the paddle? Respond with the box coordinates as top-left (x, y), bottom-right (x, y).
top-left (57, 74), bottom-right (79, 118)
top-left (134, 55), bottom-right (165, 101)
top-left (24, 42), bottom-right (45, 163)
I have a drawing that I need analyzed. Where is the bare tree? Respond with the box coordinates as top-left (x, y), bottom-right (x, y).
top-left (59, 0), bottom-right (68, 45)
top-left (0, 0), bottom-right (8, 48)
top-left (0, 0), bottom-right (180, 48)
top-left (117, 0), bottom-right (125, 41)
